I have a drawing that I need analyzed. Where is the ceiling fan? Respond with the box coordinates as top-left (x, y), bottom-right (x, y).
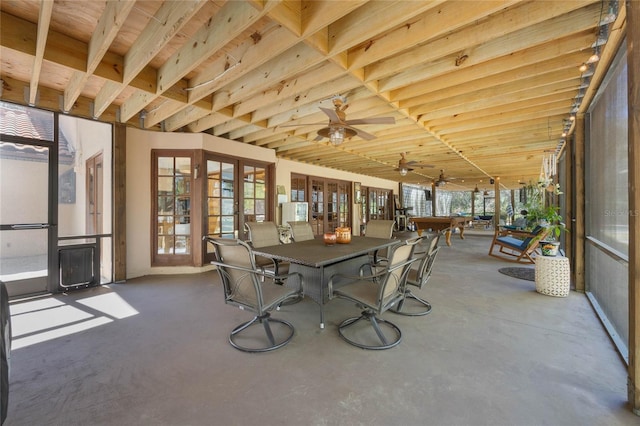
top-left (282, 96), bottom-right (395, 145)
top-left (395, 152), bottom-right (434, 176)
top-left (434, 169), bottom-right (456, 187)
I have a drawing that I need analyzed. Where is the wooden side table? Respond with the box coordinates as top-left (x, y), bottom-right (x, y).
top-left (535, 255), bottom-right (570, 297)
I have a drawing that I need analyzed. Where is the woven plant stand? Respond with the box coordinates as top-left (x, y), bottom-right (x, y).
top-left (534, 255), bottom-right (570, 297)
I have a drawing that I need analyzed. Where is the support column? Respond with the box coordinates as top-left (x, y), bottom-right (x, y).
top-left (627, 0), bottom-right (640, 415)
top-left (494, 177), bottom-right (500, 230)
top-left (573, 115), bottom-right (585, 293)
top-left (431, 182), bottom-right (437, 216)
top-left (113, 123), bottom-right (126, 282)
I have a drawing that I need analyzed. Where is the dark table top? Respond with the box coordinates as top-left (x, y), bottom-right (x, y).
top-left (251, 236), bottom-right (398, 268)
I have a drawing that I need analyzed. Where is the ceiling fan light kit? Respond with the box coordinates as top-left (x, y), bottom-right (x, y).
top-left (316, 125), bottom-right (357, 145)
top-left (330, 128), bottom-right (344, 145)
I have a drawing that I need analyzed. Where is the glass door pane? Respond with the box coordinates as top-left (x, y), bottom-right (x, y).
top-left (58, 114), bottom-right (113, 285)
top-left (311, 179), bottom-right (324, 235)
top-left (205, 159), bottom-right (236, 247)
top-left (0, 142), bottom-right (50, 297)
top-left (243, 164), bottom-right (266, 223)
top-left (157, 156), bottom-right (191, 255)
top-left (327, 182), bottom-right (338, 232)
top-left (338, 182), bottom-right (350, 228)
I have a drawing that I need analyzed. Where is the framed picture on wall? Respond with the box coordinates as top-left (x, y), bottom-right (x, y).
top-left (353, 182), bottom-right (362, 204)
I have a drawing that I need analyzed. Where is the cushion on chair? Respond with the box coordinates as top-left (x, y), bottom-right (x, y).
top-left (496, 235), bottom-right (530, 250)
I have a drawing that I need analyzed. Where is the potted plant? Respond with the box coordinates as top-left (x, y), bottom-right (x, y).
top-left (527, 205), bottom-right (567, 256)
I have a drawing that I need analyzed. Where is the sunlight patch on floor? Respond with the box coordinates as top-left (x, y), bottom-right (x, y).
top-left (10, 291), bottom-right (138, 350)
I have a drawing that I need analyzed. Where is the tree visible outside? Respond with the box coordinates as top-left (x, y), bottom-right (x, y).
top-left (404, 186), bottom-right (527, 224)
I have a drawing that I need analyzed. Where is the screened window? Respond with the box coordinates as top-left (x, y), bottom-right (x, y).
top-left (402, 184), bottom-right (431, 217)
top-left (585, 41), bottom-right (629, 362)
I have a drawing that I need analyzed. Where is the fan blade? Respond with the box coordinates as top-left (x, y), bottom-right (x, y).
top-left (345, 117), bottom-right (395, 125)
top-left (406, 160), bottom-right (434, 168)
top-left (279, 122), bottom-right (327, 128)
top-left (351, 126), bottom-right (376, 140)
top-left (313, 134), bottom-right (324, 141)
top-left (319, 107), bottom-right (341, 123)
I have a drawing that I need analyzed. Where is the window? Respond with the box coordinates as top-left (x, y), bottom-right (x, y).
top-left (153, 152), bottom-right (193, 265)
top-left (291, 174), bottom-right (306, 202)
top-left (206, 158), bottom-right (235, 242)
top-left (243, 164), bottom-right (267, 222)
top-left (402, 184), bottom-right (431, 217)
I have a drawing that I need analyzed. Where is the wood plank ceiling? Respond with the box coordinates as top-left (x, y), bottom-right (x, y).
top-left (0, 0), bottom-right (626, 190)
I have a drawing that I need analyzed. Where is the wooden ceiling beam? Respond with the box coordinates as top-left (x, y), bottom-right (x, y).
top-left (120, 1), bottom-right (279, 123)
top-left (28, 0), bottom-right (53, 106)
top-left (93, 0), bottom-right (206, 118)
top-left (433, 102), bottom-right (570, 134)
top-left (256, 76), bottom-right (362, 126)
top-left (390, 32), bottom-right (594, 102)
top-left (158, 1), bottom-right (365, 130)
top-left (64, 0), bottom-right (135, 113)
top-left (328, 0), bottom-right (443, 55)
top-left (421, 86), bottom-right (578, 124)
top-left (412, 69), bottom-right (580, 118)
top-left (348, 0), bottom-right (515, 71)
top-left (365, 0), bottom-right (596, 83)
top-left (185, 107), bottom-right (233, 133)
top-left (445, 115), bottom-right (566, 141)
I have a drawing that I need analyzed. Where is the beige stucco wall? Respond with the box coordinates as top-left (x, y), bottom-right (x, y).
top-left (126, 127), bottom-right (396, 279)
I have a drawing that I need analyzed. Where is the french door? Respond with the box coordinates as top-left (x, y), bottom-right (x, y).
top-left (1, 102), bottom-right (114, 298)
top-left (0, 139), bottom-right (54, 298)
top-left (366, 188), bottom-right (392, 221)
top-left (203, 153), bottom-right (271, 262)
top-left (309, 177), bottom-right (351, 235)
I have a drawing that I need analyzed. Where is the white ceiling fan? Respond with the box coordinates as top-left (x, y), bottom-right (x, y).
top-left (281, 95), bottom-right (395, 145)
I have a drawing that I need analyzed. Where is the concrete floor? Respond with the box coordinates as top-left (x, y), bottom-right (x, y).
top-left (5, 232), bottom-right (638, 425)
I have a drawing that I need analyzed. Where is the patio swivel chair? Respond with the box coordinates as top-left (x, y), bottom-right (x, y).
top-left (328, 237), bottom-right (420, 350)
top-left (205, 237), bottom-right (303, 352)
top-left (364, 219), bottom-right (396, 264)
top-left (244, 221), bottom-right (289, 277)
top-left (390, 231), bottom-right (442, 316)
top-left (287, 221), bottom-right (315, 242)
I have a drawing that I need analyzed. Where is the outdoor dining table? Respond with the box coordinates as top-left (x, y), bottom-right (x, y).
top-left (251, 235), bottom-right (398, 329)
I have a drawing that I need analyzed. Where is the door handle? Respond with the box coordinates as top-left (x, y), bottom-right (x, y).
top-left (11, 223), bottom-right (50, 229)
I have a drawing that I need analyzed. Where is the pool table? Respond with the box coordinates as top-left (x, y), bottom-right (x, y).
top-left (410, 216), bottom-right (469, 246)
